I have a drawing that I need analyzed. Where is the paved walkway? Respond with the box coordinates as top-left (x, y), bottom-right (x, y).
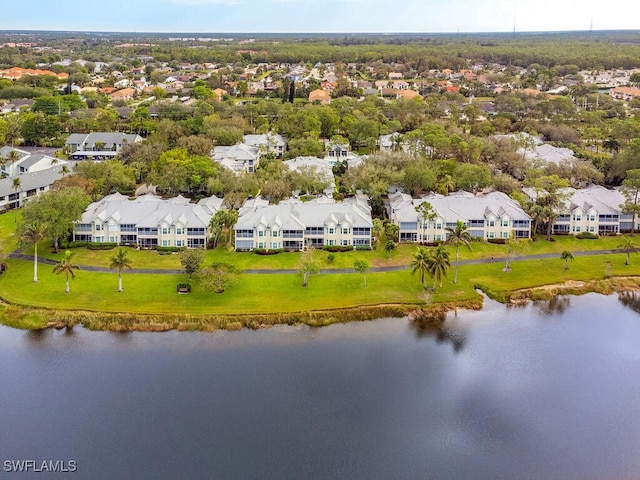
top-left (8, 248), bottom-right (624, 275)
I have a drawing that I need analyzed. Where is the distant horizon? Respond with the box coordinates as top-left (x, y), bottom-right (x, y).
top-left (1, 28), bottom-right (639, 37)
top-left (1, 0), bottom-right (638, 35)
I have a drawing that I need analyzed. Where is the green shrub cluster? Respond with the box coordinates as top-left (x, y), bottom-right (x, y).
top-left (67, 241), bottom-right (89, 248)
top-left (157, 246), bottom-right (186, 253)
top-left (576, 232), bottom-right (599, 239)
top-left (87, 242), bottom-right (117, 250)
top-left (322, 245), bottom-right (352, 252)
top-left (253, 248), bottom-right (284, 255)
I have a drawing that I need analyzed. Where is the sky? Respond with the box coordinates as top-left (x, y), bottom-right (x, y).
top-left (1, 0), bottom-right (639, 34)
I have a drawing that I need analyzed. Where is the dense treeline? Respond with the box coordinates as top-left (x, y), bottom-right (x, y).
top-left (3, 31), bottom-right (640, 70)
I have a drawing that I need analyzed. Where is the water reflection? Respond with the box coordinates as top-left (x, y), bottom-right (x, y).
top-left (534, 295), bottom-right (571, 315)
top-left (25, 328), bottom-right (50, 343)
top-left (410, 311), bottom-right (467, 352)
top-left (618, 291), bottom-right (640, 313)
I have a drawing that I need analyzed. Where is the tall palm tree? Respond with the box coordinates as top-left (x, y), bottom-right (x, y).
top-left (109, 248), bottom-right (133, 292)
top-left (410, 247), bottom-right (431, 290)
top-left (445, 220), bottom-right (471, 284)
top-left (11, 176), bottom-right (21, 208)
top-left (19, 220), bottom-right (47, 282)
top-left (429, 244), bottom-right (451, 290)
top-left (53, 250), bottom-right (79, 293)
top-left (618, 237), bottom-right (639, 266)
top-left (560, 250), bottom-right (574, 270)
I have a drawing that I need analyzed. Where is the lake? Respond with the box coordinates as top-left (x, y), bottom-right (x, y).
top-left (1, 293), bottom-right (640, 479)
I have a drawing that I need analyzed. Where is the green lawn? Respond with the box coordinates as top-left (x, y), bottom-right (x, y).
top-left (0, 257), bottom-right (440, 315)
top-left (4, 206), bottom-right (640, 325)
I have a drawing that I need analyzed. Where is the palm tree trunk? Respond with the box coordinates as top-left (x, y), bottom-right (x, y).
top-left (118, 272), bottom-right (123, 292)
top-left (454, 246), bottom-right (459, 284)
top-left (33, 243), bottom-right (38, 282)
top-left (65, 276), bottom-right (70, 294)
top-left (626, 252), bottom-right (630, 266)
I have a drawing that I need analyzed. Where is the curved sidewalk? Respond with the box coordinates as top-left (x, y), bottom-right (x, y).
top-left (8, 248), bottom-right (624, 275)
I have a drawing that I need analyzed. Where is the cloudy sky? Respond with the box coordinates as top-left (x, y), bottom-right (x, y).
top-left (1, 0), bottom-right (638, 33)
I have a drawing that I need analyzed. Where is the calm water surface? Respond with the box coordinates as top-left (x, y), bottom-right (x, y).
top-left (1, 293), bottom-right (640, 479)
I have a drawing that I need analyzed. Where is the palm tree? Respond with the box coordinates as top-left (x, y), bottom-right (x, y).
top-left (428, 244), bottom-right (451, 290)
top-left (19, 220), bottom-right (47, 282)
top-left (560, 250), bottom-right (574, 270)
top-left (53, 250), bottom-right (79, 293)
top-left (384, 239), bottom-right (397, 258)
top-left (618, 237), bottom-right (639, 266)
top-left (410, 247), bottom-right (431, 290)
top-left (109, 248), bottom-right (133, 292)
top-left (11, 176), bottom-right (21, 209)
top-left (445, 220), bottom-right (472, 284)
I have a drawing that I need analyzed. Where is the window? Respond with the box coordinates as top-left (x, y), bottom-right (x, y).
top-left (162, 227), bottom-right (169, 235)
top-left (342, 240), bottom-right (349, 246)
top-left (328, 240), bottom-right (335, 246)
top-left (109, 236), bottom-right (116, 243)
top-left (574, 215), bottom-right (581, 221)
top-left (502, 220), bottom-right (509, 227)
top-left (176, 240), bottom-right (184, 247)
top-left (257, 242), bottom-right (264, 249)
top-left (176, 227), bottom-right (183, 235)
top-left (328, 227), bottom-right (335, 234)
top-left (488, 232), bottom-right (495, 238)
top-left (488, 220), bottom-right (495, 227)
top-left (271, 242), bottom-right (279, 249)
top-left (589, 215), bottom-right (596, 222)
top-left (575, 226), bottom-right (581, 232)
top-left (589, 226), bottom-right (595, 233)
top-left (502, 232), bottom-right (509, 238)
top-left (272, 230), bottom-right (279, 237)
top-left (162, 240), bottom-right (169, 246)
top-left (258, 230), bottom-right (265, 237)
top-left (342, 228), bottom-right (349, 234)
top-left (435, 235), bottom-right (442, 241)
top-left (436, 223), bottom-right (442, 230)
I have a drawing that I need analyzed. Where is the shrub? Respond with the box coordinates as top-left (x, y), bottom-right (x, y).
top-left (355, 245), bottom-right (372, 251)
top-left (327, 253), bottom-right (336, 263)
top-left (66, 241), bottom-right (89, 249)
top-left (87, 242), bottom-right (117, 250)
top-left (322, 245), bottom-right (352, 252)
top-left (156, 246), bottom-right (186, 253)
top-left (576, 231), bottom-right (599, 239)
top-left (487, 238), bottom-right (508, 245)
top-left (253, 248), bottom-right (283, 255)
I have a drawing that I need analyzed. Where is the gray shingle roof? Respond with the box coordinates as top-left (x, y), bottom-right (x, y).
top-left (79, 193), bottom-right (223, 229)
top-left (391, 190), bottom-right (531, 223)
top-left (235, 197), bottom-right (372, 231)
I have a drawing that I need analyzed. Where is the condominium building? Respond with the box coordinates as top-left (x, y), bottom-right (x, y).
top-left (234, 196), bottom-right (373, 251)
top-left (73, 193), bottom-right (223, 248)
top-left (389, 190), bottom-right (532, 242)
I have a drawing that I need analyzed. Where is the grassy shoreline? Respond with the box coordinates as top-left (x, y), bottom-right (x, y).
top-left (2, 209), bottom-right (640, 331)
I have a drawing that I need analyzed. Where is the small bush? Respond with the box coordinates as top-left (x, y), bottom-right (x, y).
top-left (67, 241), bottom-right (89, 249)
top-left (87, 242), bottom-right (117, 250)
top-left (487, 238), bottom-right (508, 245)
top-left (576, 232), bottom-right (599, 239)
top-left (253, 248), bottom-right (283, 255)
top-left (327, 253), bottom-right (336, 263)
top-left (322, 245), bottom-right (352, 252)
top-left (156, 246), bottom-right (186, 253)
top-left (355, 245), bottom-right (372, 251)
